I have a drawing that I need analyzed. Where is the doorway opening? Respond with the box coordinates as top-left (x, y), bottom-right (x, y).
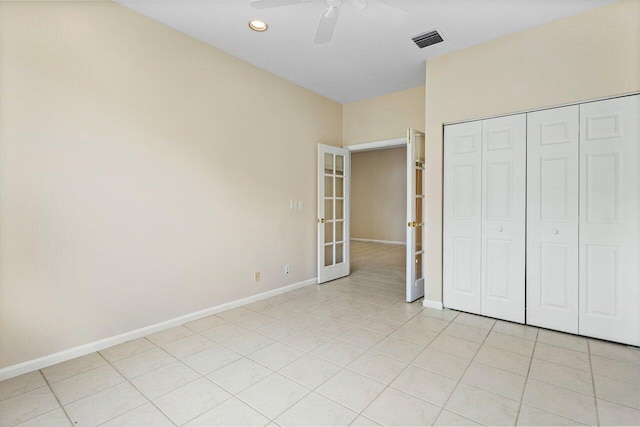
top-left (345, 130), bottom-right (426, 303)
top-left (350, 146), bottom-right (407, 296)
top-left (317, 131), bottom-right (425, 302)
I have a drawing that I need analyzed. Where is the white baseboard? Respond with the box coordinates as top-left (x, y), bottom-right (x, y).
top-left (351, 238), bottom-right (406, 245)
top-left (0, 277), bottom-right (317, 381)
top-left (423, 299), bottom-right (444, 310)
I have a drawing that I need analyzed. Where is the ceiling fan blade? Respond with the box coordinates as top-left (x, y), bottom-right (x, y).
top-left (314, 6), bottom-right (340, 44)
top-left (351, 0), bottom-right (367, 11)
top-left (364, 0), bottom-right (408, 27)
top-left (250, 0), bottom-right (310, 9)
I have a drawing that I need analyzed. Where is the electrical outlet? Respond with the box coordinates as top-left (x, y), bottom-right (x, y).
top-left (284, 264), bottom-right (290, 274)
top-left (290, 200), bottom-right (297, 210)
top-left (254, 272), bottom-right (260, 283)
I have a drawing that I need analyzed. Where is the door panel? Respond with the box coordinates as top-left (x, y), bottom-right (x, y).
top-left (318, 144), bottom-right (350, 283)
top-left (486, 161), bottom-right (511, 219)
top-left (452, 237), bottom-right (475, 294)
top-left (443, 121), bottom-right (482, 313)
top-left (585, 153), bottom-right (620, 223)
top-left (406, 129), bottom-right (426, 302)
top-left (540, 243), bottom-right (570, 308)
top-left (526, 106), bottom-right (579, 333)
top-left (485, 238), bottom-right (511, 299)
top-left (579, 95), bottom-right (640, 346)
top-left (481, 114), bottom-right (526, 323)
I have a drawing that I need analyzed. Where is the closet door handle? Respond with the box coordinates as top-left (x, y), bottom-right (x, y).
top-left (552, 229), bottom-right (559, 235)
top-left (497, 226), bottom-right (503, 232)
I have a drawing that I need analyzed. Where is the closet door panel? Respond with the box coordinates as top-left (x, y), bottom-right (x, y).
top-left (526, 106), bottom-right (579, 333)
top-left (443, 121), bottom-right (482, 313)
top-left (481, 114), bottom-right (526, 323)
top-left (579, 95), bottom-right (640, 346)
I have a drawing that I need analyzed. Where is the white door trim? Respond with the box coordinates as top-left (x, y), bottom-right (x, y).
top-left (344, 137), bottom-right (405, 153)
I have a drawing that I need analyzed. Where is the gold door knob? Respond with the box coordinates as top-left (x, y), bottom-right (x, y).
top-left (319, 218), bottom-right (326, 224)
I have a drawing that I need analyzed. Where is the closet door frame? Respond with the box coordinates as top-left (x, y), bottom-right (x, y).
top-left (442, 93), bottom-right (639, 345)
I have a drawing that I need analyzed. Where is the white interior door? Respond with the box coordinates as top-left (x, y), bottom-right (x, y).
top-left (317, 144), bottom-right (350, 284)
top-left (443, 121), bottom-right (482, 313)
top-left (579, 95), bottom-right (640, 346)
top-left (481, 114), bottom-right (526, 323)
top-left (526, 106), bottom-right (579, 333)
top-left (406, 129), bottom-right (426, 302)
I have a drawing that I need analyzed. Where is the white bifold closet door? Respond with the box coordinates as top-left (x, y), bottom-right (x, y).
top-left (526, 106), bottom-right (579, 333)
top-left (481, 114), bottom-right (526, 323)
top-left (578, 95), bottom-right (640, 346)
top-left (443, 121), bottom-right (482, 313)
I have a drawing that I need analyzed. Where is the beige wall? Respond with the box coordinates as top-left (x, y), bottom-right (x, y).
top-left (351, 148), bottom-right (406, 243)
top-left (343, 85), bottom-right (424, 245)
top-left (0, 1), bottom-right (342, 369)
top-left (343, 86), bottom-right (425, 145)
top-left (424, 0), bottom-right (640, 303)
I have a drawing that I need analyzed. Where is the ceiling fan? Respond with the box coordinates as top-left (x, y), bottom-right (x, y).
top-left (249, 0), bottom-right (408, 44)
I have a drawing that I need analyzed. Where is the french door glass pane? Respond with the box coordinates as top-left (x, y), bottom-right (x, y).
top-left (335, 199), bottom-right (344, 220)
top-left (415, 226), bottom-right (422, 251)
top-left (416, 167), bottom-right (423, 196)
top-left (335, 177), bottom-right (344, 197)
top-left (325, 221), bottom-right (333, 243)
top-left (335, 155), bottom-right (344, 176)
top-left (415, 254), bottom-right (423, 280)
top-left (324, 153), bottom-right (334, 174)
top-left (335, 221), bottom-right (343, 242)
top-left (325, 199), bottom-right (333, 220)
top-left (336, 243), bottom-right (344, 264)
top-left (324, 176), bottom-right (333, 197)
top-left (415, 199), bottom-right (422, 225)
top-left (324, 244), bottom-right (334, 267)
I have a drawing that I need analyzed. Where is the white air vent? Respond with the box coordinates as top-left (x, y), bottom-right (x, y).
top-left (412, 30), bottom-right (444, 49)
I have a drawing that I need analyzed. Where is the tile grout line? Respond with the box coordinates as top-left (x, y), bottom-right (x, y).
top-left (97, 341), bottom-right (178, 427)
top-left (198, 276), bottom-right (442, 422)
top-left (172, 276), bottom-right (410, 424)
top-left (227, 285), bottom-right (428, 424)
top-left (431, 318), bottom-right (496, 426)
top-left (39, 369), bottom-right (76, 427)
top-left (247, 286), bottom-right (417, 424)
top-left (350, 310), bottom-right (462, 425)
top-left (587, 339), bottom-right (601, 426)
top-left (39, 353), bottom-right (140, 424)
top-left (513, 327), bottom-right (539, 425)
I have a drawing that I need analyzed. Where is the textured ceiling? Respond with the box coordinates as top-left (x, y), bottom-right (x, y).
top-left (116, 0), bottom-right (617, 103)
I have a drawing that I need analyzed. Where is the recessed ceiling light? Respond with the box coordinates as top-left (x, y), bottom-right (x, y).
top-left (248, 20), bottom-right (268, 32)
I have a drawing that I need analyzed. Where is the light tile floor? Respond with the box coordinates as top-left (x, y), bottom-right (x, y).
top-left (2, 241), bottom-right (640, 426)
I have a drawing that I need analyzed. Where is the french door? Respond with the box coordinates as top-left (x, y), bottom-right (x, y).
top-left (317, 145), bottom-right (351, 283)
top-left (406, 129), bottom-right (426, 302)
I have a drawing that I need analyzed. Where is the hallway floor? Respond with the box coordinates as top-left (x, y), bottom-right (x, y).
top-left (1, 241), bottom-right (639, 426)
